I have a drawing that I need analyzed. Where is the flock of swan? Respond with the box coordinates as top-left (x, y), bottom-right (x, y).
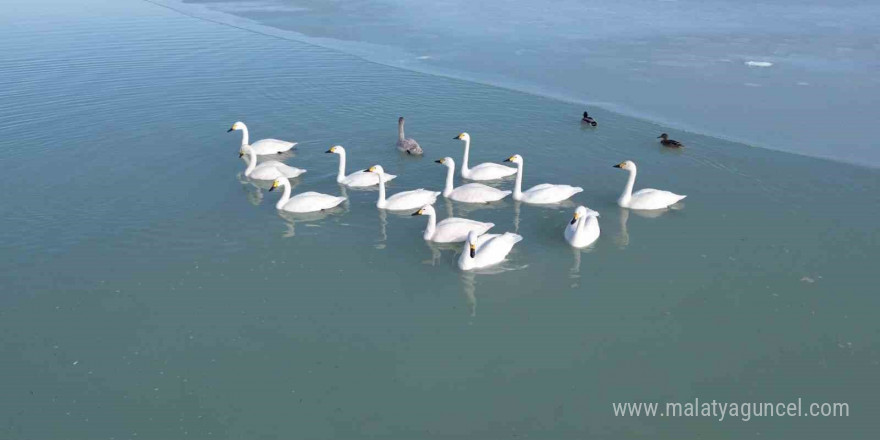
top-left (229, 119), bottom-right (687, 271)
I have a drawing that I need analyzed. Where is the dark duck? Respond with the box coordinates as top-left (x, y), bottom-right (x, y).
top-left (658, 133), bottom-right (683, 148)
top-left (581, 111), bottom-right (597, 126)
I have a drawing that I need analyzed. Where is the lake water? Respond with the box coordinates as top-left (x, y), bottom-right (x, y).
top-left (1, 0), bottom-right (878, 439)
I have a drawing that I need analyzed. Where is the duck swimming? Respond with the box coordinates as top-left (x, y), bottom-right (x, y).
top-left (658, 133), bottom-right (684, 148)
top-left (581, 112), bottom-right (597, 127)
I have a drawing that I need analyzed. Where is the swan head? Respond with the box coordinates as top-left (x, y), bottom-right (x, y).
top-left (410, 204), bottom-right (436, 217)
top-left (453, 132), bottom-right (470, 142)
top-left (570, 206), bottom-right (588, 225)
top-left (466, 231), bottom-right (478, 258)
top-left (503, 154), bottom-right (523, 164)
top-left (365, 165), bottom-right (385, 174)
top-left (658, 133), bottom-right (669, 139)
top-left (613, 160), bottom-right (636, 171)
top-left (326, 145), bottom-right (345, 155)
top-left (238, 145), bottom-right (254, 158)
top-left (434, 157), bottom-right (455, 168)
top-left (228, 121), bottom-right (245, 133)
top-left (268, 178), bottom-right (284, 192)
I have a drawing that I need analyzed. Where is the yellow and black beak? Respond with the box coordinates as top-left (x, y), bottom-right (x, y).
top-left (570, 213), bottom-right (579, 225)
top-left (227, 127), bottom-right (234, 133)
top-left (411, 209), bottom-right (423, 216)
top-left (268, 181), bottom-right (279, 192)
top-left (453, 134), bottom-right (462, 140)
top-left (469, 243), bottom-right (476, 258)
top-left (613, 163), bottom-right (623, 168)
top-left (325, 148), bottom-right (333, 153)
top-left (503, 156), bottom-right (513, 162)
top-left (434, 159), bottom-right (443, 164)
top-left (239, 151), bottom-right (244, 158)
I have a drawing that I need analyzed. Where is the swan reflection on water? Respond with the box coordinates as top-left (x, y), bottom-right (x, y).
top-left (456, 256), bottom-right (528, 318)
top-left (277, 204), bottom-right (347, 238)
top-left (616, 206), bottom-right (677, 248)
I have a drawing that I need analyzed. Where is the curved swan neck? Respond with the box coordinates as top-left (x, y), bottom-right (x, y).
top-left (461, 138), bottom-right (471, 173)
top-left (512, 161), bottom-right (524, 199)
top-left (423, 210), bottom-right (437, 240)
top-left (336, 150), bottom-right (347, 182)
top-left (398, 119), bottom-right (405, 141)
top-left (620, 168), bottom-right (637, 206)
top-left (275, 179), bottom-right (291, 209)
top-left (459, 241), bottom-right (474, 268)
top-left (244, 147), bottom-right (257, 176)
top-left (376, 171), bottom-right (387, 207)
top-left (240, 125), bottom-right (249, 146)
top-left (443, 164), bottom-right (455, 197)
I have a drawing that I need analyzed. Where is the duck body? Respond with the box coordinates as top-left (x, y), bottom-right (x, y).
top-left (454, 133), bottom-right (517, 181)
top-left (581, 112), bottom-right (598, 127)
top-left (269, 179), bottom-right (345, 213)
top-left (458, 231), bottom-right (523, 271)
top-left (367, 165), bottom-right (440, 211)
top-left (241, 145), bottom-right (306, 180)
top-left (412, 205), bottom-right (494, 243)
top-left (505, 154), bottom-right (583, 204)
top-left (658, 133), bottom-right (684, 148)
top-left (397, 117), bottom-right (423, 155)
top-left (326, 146), bottom-right (396, 187)
top-left (565, 206), bottom-right (600, 248)
top-left (613, 160), bottom-right (686, 210)
top-left (228, 121), bottom-right (296, 155)
top-left (436, 157), bottom-right (511, 203)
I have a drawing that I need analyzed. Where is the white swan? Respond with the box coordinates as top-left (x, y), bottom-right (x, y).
top-left (269, 178), bottom-right (345, 213)
top-left (411, 204), bottom-right (494, 243)
top-left (504, 154), bottom-right (583, 204)
top-left (228, 121), bottom-right (296, 155)
top-left (240, 145), bottom-right (306, 180)
top-left (436, 157), bottom-right (511, 203)
top-left (458, 230), bottom-right (523, 271)
top-left (325, 145), bottom-right (396, 187)
top-left (565, 206), bottom-right (600, 248)
top-left (453, 133), bottom-right (516, 181)
top-left (366, 165), bottom-right (440, 211)
top-left (613, 160), bottom-right (686, 210)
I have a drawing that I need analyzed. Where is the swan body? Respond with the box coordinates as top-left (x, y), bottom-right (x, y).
top-left (366, 165), bottom-right (440, 210)
top-left (565, 206), bottom-right (600, 248)
top-left (396, 117), bottom-right (423, 155)
top-left (412, 204), bottom-right (494, 243)
top-left (436, 157), bottom-right (511, 203)
top-left (504, 154), bottom-right (583, 204)
top-left (458, 230), bottom-right (522, 271)
top-left (269, 178), bottom-right (345, 213)
top-left (453, 132), bottom-right (516, 181)
top-left (613, 160), bottom-right (686, 210)
top-left (240, 145), bottom-right (306, 180)
top-left (228, 121), bottom-right (296, 155)
top-left (326, 145), bottom-right (396, 187)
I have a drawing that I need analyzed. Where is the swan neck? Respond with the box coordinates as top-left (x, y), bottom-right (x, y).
top-left (443, 165), bottom-right (455, 197)
top-left (424, 211), bottom-right (436, 240)
top-left (376, 171), bottom-right (386, 207)
top-left (461, 139), bottom-right (470, 173)
top-left (398, 119), bottom-right (405, 141)
top-left (513, 161), bottom-right (524, 199)
top-left (275, 179), bottom-right (291, 209)
top-left (336, 151), bottom-right (346, 182)
top-left (240, 125), bottom-right (249, 146)
top-left (244, 148), bottom-right (257, 176)
top-left (620, 168), bottom-right (636, 205)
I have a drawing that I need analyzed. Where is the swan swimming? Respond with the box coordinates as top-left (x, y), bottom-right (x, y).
top-left (458, 230), bottom-right (523, 271)
top-left (613, 160), bottom-right (687, 210)
top-left (228, 121), bottom-right (296, 155)
top-left (436, 157), bottom-right (511, 203)
top-left (240, 145), bottom-right (306, 180)
top-left (564, 206), bottom-right (600, 248)
top-left (269, 178), bottom-right (346, 213)
top-left (326, 145), bottom-right (397, 187)
top-left (366, 165), bottom-right (440, 210)
top-left (503, 154), bottom-right (583, 204)
top-left (411, 204), bottom-right (494, 243)
top-left (396, 117), bottom-right (423, 155)
top-left (453, 132), bottom-right (517, 181)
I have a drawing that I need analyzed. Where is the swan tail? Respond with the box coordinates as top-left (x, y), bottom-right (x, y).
top-left (504, 232), bottom-right (524, 244)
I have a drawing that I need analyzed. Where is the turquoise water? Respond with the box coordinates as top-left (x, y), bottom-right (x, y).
top-left (1, 0), bottom-right (879, 438)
